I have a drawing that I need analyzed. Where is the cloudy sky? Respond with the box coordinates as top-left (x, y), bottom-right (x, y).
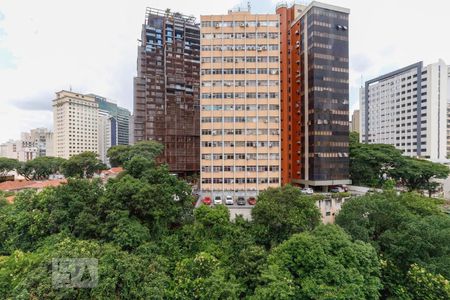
top-left (1, 0), bottom-right (449, 143)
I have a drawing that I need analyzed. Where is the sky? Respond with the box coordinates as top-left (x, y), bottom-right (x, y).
top-left (1, 0), bottom-right (450, 143)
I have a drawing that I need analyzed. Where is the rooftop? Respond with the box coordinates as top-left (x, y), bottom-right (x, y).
top-left (0, 179), bottom-right (67, 192)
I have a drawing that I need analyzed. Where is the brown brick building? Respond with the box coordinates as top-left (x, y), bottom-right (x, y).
top-left (133, 8), bottom-right (200, 175)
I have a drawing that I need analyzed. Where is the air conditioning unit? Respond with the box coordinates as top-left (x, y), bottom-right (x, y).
top-left (257, 47), bottom-right (262, 52)
top-left (240, 23), bottom-right (245, 27)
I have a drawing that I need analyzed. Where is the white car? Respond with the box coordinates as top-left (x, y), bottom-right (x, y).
top-left (214, 196), bottom-right (223, 205)
top-left (301, 187), bottom-right (314, 195)
top-left (225, 195), bottom-right (234, 205)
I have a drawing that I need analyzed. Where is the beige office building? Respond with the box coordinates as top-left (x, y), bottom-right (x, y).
top-left (200, 10), bottom-right (281, 198)
top-left (351, 109), bottom-right (360, 133)
top-left (53, 91), bottom-right (99, 159)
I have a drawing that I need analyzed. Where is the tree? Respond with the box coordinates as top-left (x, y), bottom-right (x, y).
top-left (0, 157), bottom-right (20, 177)
top-left (107, 141), bottom-right (164, 167)
top-left (336, 191), bottom-right (441, 245)
top-left (405, 264), bottom-right (450, 300)
top-left (379, 214), bottom-right (450, 278)
top-left (17, 156), bottom-right (65, 180)
top-left (251, 185), bottom-right (321, 247)
top-left (391, 157), bottom-right (449, 197)
top-left (253, 225), bottom-right (381, 299)
top-left (172, 252), bottom-right (242, 299)
top-left (62, 152), bottom-right (106, 178)
top-left (0, 236), bottom-right (173, 299)
top-left (336, 192), bottom-right (450, 298)
top-left (349, 132), bottom-right (405, 187)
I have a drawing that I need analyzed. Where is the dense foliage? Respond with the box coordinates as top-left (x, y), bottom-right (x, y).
top-left (0, 155), bottom-right (386, 299)
top-left (107, 141), bottom-right (164, 167)
top-left (0, 143), bottom-right (448, 298)
top-left (349, 132), bottom-right (450, 195)
top-left (0, 157), bottom-right (20, 176)
top-left (336, 191), bottom-right (450, 299)
top-left (17, 156), bottom-right (66, 180)
top-left (61, 151), bottom-right (106, 178)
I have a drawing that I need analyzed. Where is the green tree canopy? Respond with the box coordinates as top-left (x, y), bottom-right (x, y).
top-left (253, 225), bottom-right (381, 299)
top-left (17, 156), bottom-right (66, 180)
top-left (336, 191), bottom-right (450, 298)
top-left (0, 157), bottom-right (20, 177)
top-left (107, 141), bottom-right (164, 167)
top-left (349, 132), bottom-right (405, 187)
top-left (62, 152), bottom-right (106, 178)
top-left (251, 185), bottom-right (321, 247)
top-left (390, 157), bottom-right (450, 196)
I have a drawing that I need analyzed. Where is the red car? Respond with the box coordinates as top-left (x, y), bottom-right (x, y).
top-left (247, 197), bottom-right (257, 205)
top-left (202, 196), bottom-right (212, 206)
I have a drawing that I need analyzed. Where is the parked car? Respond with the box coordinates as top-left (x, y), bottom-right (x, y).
top-left (225, 195), bottom-right (234, 205)
top-left (237, 197), bottom-right (246, 206)
top-left (202, 196), bottom-right (212, 205)
top-left (214, 196), bottom-right (223, 205)
top-left (247, 197), bottom-right (257, 205)
top-left (330, 186), bottom-right (344, 193)
top-left (301, 187), bottom-right (314, 195)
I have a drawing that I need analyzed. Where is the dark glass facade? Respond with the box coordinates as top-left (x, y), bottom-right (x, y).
top-left (134, 8), bottom-right (200, 175)
top-left (278, 3), bottom-right (350, 187)
top-left (301, 7), bottom-right (349, 182)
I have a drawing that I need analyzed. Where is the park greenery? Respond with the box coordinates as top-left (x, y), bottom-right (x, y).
top-left (350, 132), bottom-right (450, 196)
top-left (0, 140), bottom-right (448, 299)
top-left (0, 141), bottom-right (164, 181)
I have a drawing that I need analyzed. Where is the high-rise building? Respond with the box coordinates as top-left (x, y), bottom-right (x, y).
top-left (89, 94), bottom-right (131, 146)
top-left (98, 111), bottom-right (115, 164)
top-left (351, 109), bottom-right (360, 133)
top-left (447, 67), bottom-right (450, 159)
top-left (200, 9), bottom-right (281, 198)
top-left (361, 60), bottom-right (448, 161)
top-left (277, 2), bottom-right (351, 189)
top-left (134, 8), bottom-right (200, 176)
top-left (117, 107), bottom-right (131, 145)
top-left (53, 91), bottom-right (99, 159)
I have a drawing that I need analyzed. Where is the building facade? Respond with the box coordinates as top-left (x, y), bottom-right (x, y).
top-left (361, 60), bottom-right (448, 161)
top-left (200, 9), bottom-right (281, 198)
top-left (117, 107), bottom-right (131, 145)
top-left (20, 128), bottom-right (54, 160)
top-left (351, 109), bottom-right (360, 133)
top-left (0, 129), bottom-right (53, 162)
top-left (53, 91), bottom-right (99, 159)
top-left (277, 2), bottom-right (351, 188)
top-left (134, 8), bottom-right (200, 175)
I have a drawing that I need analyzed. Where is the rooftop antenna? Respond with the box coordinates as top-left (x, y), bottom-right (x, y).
top-left (69, 85), bottom-right (72, 92)
top-left (247, 1), bottom-right (251, 12)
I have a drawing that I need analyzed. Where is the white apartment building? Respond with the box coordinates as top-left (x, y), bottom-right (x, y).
top-left (98, 111), bottom-right (115, 165)
top-left (361, 60), bottom-right (448, 162)
top-left (53, 91), bottom-right (99, 159)
top-left (0, 128), bottom-right (53, 162)
top-left (200, 10), bottom-right (281, 199)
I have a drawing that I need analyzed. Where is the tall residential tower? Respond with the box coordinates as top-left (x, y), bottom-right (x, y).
top-left (277, 2), bottom-right (351, 189)
top-left (134, 8), bottom-right (200, 176)
top-left (361, 60), bottom-right (448, 162)
top-left (200, 9), bottom-right (281, 198)
top-left (53, 91), bottom-right (99, 159)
